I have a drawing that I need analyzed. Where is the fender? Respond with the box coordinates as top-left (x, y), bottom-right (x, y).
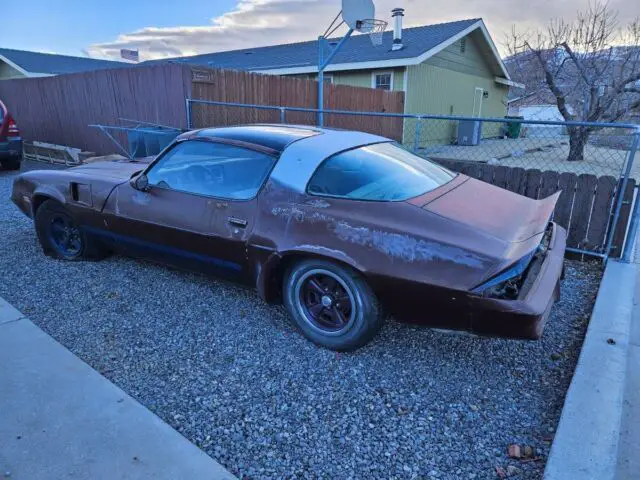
top-left (31, 186), bottom-right (67, 215)
top-left (255, 244), bottom-right (364, 303)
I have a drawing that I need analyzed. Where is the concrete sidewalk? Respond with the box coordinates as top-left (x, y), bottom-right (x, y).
top-left (544, 260), bottom-right (639, 480)
top-left (0, 298), bottom-right (236, 480)
top-left (616, 278), bottom-right (640, 480)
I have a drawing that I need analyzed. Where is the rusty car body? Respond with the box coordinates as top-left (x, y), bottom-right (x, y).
top-left (12, 125), bottom-right (566, 351)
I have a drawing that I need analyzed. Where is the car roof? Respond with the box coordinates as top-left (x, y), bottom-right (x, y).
top-left (194, 124), bottom-right (323, 153)
top-left (179, 124), bottom-right (391, 193)
top-left (271, 129), bottom-right (390, 193)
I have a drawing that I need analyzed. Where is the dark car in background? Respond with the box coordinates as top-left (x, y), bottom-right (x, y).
top-left (0, 99), bottom-right (22, 170)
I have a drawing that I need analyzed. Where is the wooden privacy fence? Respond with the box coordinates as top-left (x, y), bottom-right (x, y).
top-left (0, 64), bottom-right (192, 156)
top-left (189, 68), bottom-right (404, 141)
top-left (436, 159), bottom-right (635, 258)
top-left (0, 63), bottom-right (405, 155)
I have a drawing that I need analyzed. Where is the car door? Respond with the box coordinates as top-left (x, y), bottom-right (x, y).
top-left (198, 142), bottom-right (277, 279)
top-left (101, 139), bottom-right (276, 282)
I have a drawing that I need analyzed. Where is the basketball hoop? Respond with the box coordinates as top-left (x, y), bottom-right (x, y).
top-left (317, 0), bottom-right (387, 126)
top-left (357, 18), bottom-right (388, 46)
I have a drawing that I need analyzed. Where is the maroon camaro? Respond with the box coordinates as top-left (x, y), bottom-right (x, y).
top-left (11, 125), bottom-right (566, 351)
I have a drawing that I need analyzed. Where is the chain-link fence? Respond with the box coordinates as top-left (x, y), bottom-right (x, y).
top-left (406, 117), bottom-right (638, 180)
top-left (186, 98), bottom-right (640, 260)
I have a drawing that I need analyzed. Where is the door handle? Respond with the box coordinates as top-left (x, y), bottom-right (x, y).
top-left (227, 217), bottom-right (248, 228)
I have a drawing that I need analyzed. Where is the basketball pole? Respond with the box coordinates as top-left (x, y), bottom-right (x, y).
top-left (317, 28), bottom-right (353, 126)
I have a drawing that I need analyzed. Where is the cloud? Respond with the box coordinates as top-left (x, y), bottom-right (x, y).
top-left (85, 0), bottom-right (640, 61)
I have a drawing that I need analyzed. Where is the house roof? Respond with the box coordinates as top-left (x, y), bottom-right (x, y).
top-left (0, 48), bottom-right (128, 76)
top-left (156, 18), bottom-right (512, 80)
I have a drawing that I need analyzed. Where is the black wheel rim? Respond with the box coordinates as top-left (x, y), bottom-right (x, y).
top-left (296, 269), bottom-right (356, 334)
top-left (48, 213), bottom-right (82, 257)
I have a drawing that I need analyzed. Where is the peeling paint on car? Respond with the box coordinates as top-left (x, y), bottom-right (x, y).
top-left (270, 206), bottom-right (333, 224)
top-left (333, 221), bottom-right (487, 268)
top-left (271, 206), bottom-right (304, 221)
top-left (306, 199), bottom-right (331, 209)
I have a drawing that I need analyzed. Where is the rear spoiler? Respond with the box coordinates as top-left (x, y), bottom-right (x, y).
top-left (513, 191), bottom-right (561, 243)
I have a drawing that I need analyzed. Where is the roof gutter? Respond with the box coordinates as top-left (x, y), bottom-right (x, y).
top-left (495, 77), bottom-right (525, 88)
top-left (0, 54), bottom-right (32, 78)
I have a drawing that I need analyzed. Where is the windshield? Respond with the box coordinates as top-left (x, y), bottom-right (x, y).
top-left (307, 142), bottom-right (455, 201)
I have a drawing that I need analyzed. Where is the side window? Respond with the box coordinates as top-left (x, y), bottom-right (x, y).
top-left (146, 140), bottom-right (275, 200)
top-left (373, 72), bottom-right (393, 90)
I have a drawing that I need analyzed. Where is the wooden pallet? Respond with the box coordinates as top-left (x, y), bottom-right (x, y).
top-left (22, 141), bottom-right (96, 166)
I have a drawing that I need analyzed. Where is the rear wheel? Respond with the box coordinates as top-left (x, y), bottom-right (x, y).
top-left (1, 157), bottom-right (21, 171)
top-left (283, 259), bottom-right (383, 351)
top-left (34, 200), bottom-right (108, 260)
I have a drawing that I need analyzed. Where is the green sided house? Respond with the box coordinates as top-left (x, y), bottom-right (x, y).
top-left (167, 11), bottom-right (518, 146)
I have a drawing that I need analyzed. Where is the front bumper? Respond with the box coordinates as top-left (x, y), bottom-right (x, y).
top-left (469, 222), bottom-right (567, 339)
top-left (11, 177), bottom-right (34, 218)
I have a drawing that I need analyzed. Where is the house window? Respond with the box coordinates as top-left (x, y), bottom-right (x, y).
top-left (323, 74), bottom-right (334, 84)
top-left (373, 72), bottom-right (393, 90)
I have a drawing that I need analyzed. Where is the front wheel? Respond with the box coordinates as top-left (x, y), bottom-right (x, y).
top-left (283, 259), bottom-right (384, 351)
top-left (34, 200), bottom-right (108, 260)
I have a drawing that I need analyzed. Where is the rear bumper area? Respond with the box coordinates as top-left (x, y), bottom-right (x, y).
top-left (469, 223), bottom-right (567, 339)
top-left (0, 139), bottom-right (23, 158)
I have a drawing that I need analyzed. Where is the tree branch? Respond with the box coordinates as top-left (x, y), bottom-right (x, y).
top-left (604, 97), bottom-right (640, 123)
top-left (561, 41), bottom-right (591, 85)
top-left (619, 71), bottom-right (640, 90)
top-left (527, 42), bottom-right (574, 121)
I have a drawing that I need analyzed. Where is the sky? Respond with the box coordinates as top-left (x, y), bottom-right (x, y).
top-left (1, 0), bottom-right (639, 61)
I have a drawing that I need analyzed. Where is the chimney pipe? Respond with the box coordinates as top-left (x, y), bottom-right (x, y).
top-left (391, 8), bottom-right (404, 51)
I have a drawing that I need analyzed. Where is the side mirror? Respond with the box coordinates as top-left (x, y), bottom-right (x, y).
top-left (131, 173), bottom-right (150, 192)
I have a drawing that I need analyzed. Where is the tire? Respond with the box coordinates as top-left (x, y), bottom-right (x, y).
top-left (34, 200), bottom-right (108, 260)
top-left (283, 258), bottom-right (383, 351)
top-left (1, 157), bottom-right (21, 171)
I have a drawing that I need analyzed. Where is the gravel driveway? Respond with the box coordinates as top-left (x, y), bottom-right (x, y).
top-left (0, 162), bottom-right (603, 480)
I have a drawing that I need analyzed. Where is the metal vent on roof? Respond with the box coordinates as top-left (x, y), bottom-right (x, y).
top-left (244, 51), bottom-right (254, 55)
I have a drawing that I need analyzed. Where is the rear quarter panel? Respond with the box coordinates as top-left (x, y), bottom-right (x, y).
top-left (250, 179), bottom-right (502, 328)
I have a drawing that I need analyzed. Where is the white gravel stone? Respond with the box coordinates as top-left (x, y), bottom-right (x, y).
top-left (0, 162), bottom-right (603, 479)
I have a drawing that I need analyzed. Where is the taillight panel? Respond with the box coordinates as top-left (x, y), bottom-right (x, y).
top-left (7, 118), bottom-right (20, 137)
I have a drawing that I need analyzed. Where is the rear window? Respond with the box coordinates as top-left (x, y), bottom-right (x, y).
top-left (307, 142), bottom-right (455, 201)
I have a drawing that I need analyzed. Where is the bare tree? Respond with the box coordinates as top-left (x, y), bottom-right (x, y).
top-left (506, 2), bottom-right (640, 161)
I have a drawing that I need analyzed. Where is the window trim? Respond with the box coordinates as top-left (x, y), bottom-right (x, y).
top-left (371, 71), bottom-right (394, 90)
top-left (142, 138), bottom-right (279, 202)
top-left (305, 141), bottom-right (456, 203)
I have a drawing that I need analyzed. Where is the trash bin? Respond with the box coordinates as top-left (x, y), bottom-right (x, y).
top-left (505, 116), bottom-right (524, 139)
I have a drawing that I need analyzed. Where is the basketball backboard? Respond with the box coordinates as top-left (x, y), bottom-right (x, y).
top-left (342, 0), bottom-right (375, 30)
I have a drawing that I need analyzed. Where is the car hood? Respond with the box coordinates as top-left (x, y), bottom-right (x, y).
top-left (67, 157), bottom-right (152, 181)
top-left (16, 157), bottom-right (154, 213)
top-left (424, 176), bottom-right (559, 244)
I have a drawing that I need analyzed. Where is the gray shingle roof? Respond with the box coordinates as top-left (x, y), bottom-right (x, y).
top-left (0, 48), bottom-right (128, 75)
top-left (159, 19), bottom-right (481, 71)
